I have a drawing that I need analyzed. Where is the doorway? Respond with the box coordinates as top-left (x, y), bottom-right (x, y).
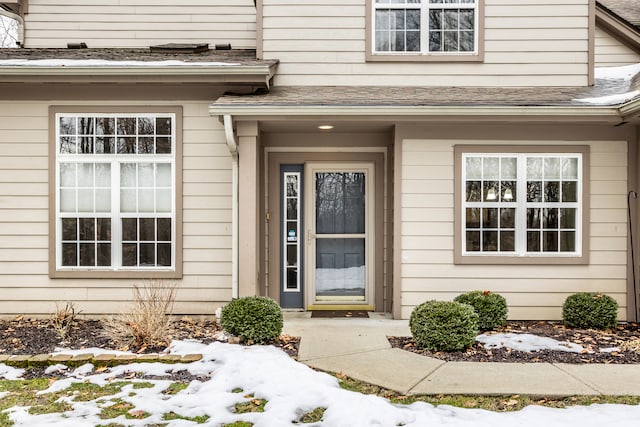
top-left (268, 151), bottom-right (387, 313)
top-left (278, 162), bottom-right (375, 310)
top-left (304, 162), bottom-right (375, 309)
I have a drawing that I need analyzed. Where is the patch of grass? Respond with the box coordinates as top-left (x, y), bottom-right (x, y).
top-left (163, 412), bottom-right (210, 423)
top-left (231, 387), bottom-right (244, 393)
top-left (0, 411), bottom-right (11, 427)
top-left (299, 407), bottom-right (326, 423)
top-left (0, 379), bottom-right (49, 393)
top-left (67, 381), bottom-right (129, 401)
top-left (163, 382), bottom-right (189, 395)
top-left (0, 379), bottom-right (72, 419)
top-left (132, 382), bottom-right (154, 389)
top-left (99, 398), bottom-right (149, 420)
top-left (336, 374), bottom-right (640, 412)
top-left (223, 422), bottom-right (253, 427)
top-left (234, 395), bottom-right (267, 413)
top-left (338, 375), bottom-right (395, 398)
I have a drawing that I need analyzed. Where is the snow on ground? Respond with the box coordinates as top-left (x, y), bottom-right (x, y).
top-left (476, 333), bottom-right (585, 353)
top-left (0, 364), bottom-right (24, 380)
top-left (0, 341), bottom-right (638, 426)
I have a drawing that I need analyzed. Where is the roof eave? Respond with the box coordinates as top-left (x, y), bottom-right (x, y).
top-left (209, 104), bottom-right (624, 124)
top-left (0, 64), bottom-right (277, 86)
top-left (620, 96), bottom-right (640, 121)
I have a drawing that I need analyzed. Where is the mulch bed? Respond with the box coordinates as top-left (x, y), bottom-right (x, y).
top-left (389, 321), bottom-right (640, 364)
top-left (0, 316), bottom-right (300, 381)
top-left (0, 316), bottom-right (299, 358)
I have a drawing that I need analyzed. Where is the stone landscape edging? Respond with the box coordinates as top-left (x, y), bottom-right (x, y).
top-left (0, 353), bottom-right (203, 369)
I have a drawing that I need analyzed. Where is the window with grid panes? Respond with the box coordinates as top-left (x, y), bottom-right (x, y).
top-left (373, 0), bottom-right (478, 54)
top-left (56, 113), bottom-right (175, 270)
top-left (462, 153), bottom-right (582, 257)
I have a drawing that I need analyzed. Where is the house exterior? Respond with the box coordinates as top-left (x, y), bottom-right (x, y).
top-left (1, 0), bottom-right (640, 321)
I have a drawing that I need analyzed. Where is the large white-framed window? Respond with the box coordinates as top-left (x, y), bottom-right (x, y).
top-left (372, 0), bottom-right (479, 55)
top-left (55, 113), bottom-right (176, 272)
top-left (455, 146), bottom-right (589, 264)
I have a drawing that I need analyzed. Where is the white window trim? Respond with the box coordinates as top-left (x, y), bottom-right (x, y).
top-left (372, 0), bottom-right (479, 56)
top-left (55, 113), bottom-right (176, 272)
top-left (283, 171), bottom-right (301, 293)
top-left (461, 153), bottom-right (583, 258)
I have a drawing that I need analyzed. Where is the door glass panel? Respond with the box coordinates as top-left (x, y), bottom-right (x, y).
top-left (316, 172), bottom-right (365, 234)
top-left (283, 171), bottom-right (301, 293)
top-left (315, 238), bottom-right (365, 301)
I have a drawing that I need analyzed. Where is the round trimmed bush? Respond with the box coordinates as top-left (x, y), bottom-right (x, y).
top-left (454, 290), bottom-right (508, 331)
top-left (562, 292), bottom-right (618, 330)
top-left (220, 296), bottom-right (283, 344)
top-left (409, 301), bottom-right (479, 352)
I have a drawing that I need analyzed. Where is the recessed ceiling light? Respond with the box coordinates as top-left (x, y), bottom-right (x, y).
top-left (318, 124), bottom-right (334, 130)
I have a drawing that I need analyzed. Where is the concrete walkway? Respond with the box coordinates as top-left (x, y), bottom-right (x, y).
top-left (283, 313), bottom-right (640, 396)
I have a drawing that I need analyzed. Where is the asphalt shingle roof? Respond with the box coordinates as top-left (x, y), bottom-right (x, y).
top-left (598, 0), bottom-right (640, 30)
top-left (213, 77), bottom-right (638, 109)
top-left (0, 48), bottom-right (276, 67)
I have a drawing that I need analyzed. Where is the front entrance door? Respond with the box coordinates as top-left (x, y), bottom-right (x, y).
top-left (305, 163), bottom-right (375, 310)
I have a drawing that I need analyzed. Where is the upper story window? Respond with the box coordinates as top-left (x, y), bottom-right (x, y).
top-left (374, 0), bottom-right (478, 54)
top-left (53, 111), bottom-right (180, 277)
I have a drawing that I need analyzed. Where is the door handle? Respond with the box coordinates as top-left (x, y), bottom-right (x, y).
top-left (307, 229), bottom-right (316, 244)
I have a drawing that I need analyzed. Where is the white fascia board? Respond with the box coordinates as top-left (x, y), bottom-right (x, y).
top-left (619, 97), bottom-right (640, 120)
top-left (209, 105), bottom-right (622, 123)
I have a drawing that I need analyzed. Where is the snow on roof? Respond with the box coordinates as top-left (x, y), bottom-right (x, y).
top-left (594, 63), bottom-right (640, 80)
top-left (573, 63), bottom-right (640, 105)
top-left (0, 59), bottom-right (241, 67)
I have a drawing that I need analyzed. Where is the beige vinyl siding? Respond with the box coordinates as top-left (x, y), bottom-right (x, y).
top-left (399, 135), bottom-right (628, 320)
top-left (594, 26), bottom-right (640, 67)
top-left (0, 100), bottom-right (232, 316)
top-left (23, 0), bottom-right (256, 49)
top-left (262, 0), bottom-right (591, 87)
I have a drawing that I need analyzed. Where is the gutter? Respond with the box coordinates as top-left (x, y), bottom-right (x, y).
top-left (620, 97), bottom-right (640, 122)
top-left (223, 115), bottom-right (239, 300)
top-left (209, 105), bottom-right (623, 123)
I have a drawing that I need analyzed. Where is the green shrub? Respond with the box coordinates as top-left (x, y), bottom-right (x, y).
top-left (220, 296), bottom-right (283, 344)
top-left (454, 290), bottom-right (508, 331)
top-left (409, 301), bottom-right (479, 352)
top-left (562, 292), bottom-right (618, 330)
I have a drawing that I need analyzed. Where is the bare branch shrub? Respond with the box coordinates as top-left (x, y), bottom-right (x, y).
top-left (103, 280), bottom-right (176, 351)
top-left (50, 302), bottom-right (81, 340)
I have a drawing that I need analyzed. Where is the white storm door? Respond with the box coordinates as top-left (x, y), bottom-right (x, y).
top-left (305, 162), bottom-right (375, 307)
